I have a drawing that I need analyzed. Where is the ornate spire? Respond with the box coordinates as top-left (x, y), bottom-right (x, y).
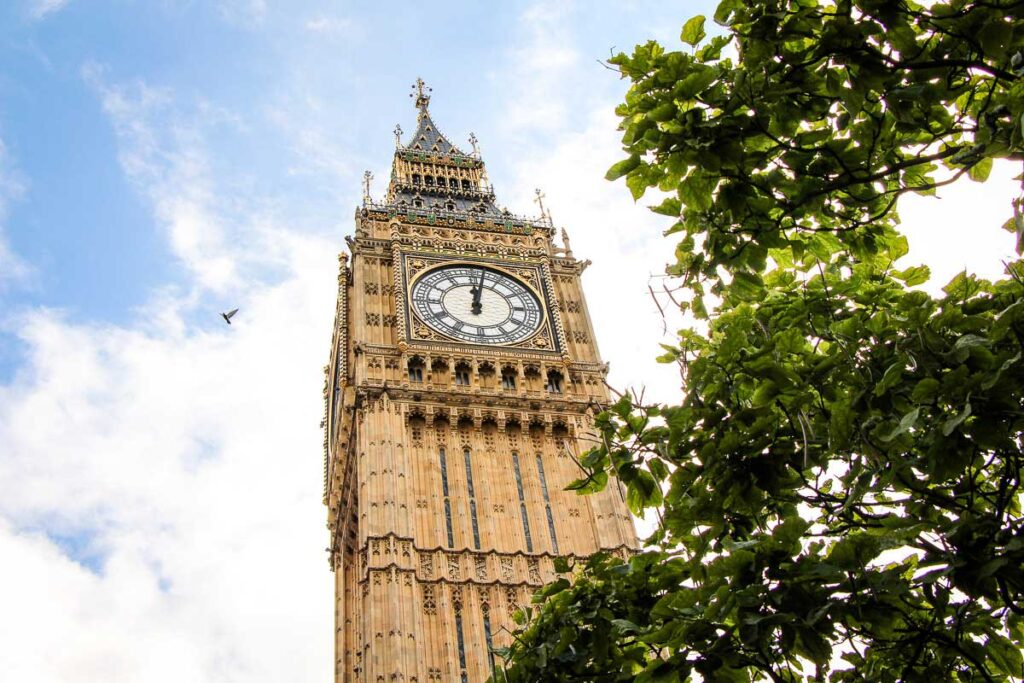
top-left (411, 78), bottom-right (431, 112)
top-left (393, 124), bottom-right (403, 148)
top-left (362, 170), bottom-right (373, 204)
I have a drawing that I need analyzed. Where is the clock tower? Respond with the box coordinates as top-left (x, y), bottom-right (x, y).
top-left (323, 81), bottom-right (638, 682)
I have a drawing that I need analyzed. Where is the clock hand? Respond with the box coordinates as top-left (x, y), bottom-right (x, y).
top-left (471, 268), bottom-right (484, 315)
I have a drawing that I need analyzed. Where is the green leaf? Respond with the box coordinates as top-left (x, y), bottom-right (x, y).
top-left (969, 157), bottom-right (993, 182)
top-left (987, 633), bottom-right (1024, 675)
top-left (942, 401), bottom-right (971, 436)
top-left (606, 154), bottom-right (641, 181)
top-left (880, 407), bottom-right (920, 442)
top-left (675, 68), bottom-right (717, 99)
top-left (893, 265), bottom-right (930, 286)
top-left (680, 15), bottom-right (706, 46)
top-left (911, 377), bottom-right (940, 403)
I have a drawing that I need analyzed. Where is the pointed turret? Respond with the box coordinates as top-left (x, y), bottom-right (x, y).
top-left (384, 79), bottom-right (503, 215)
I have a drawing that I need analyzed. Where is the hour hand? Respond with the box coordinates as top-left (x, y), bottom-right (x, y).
top-left (470, 269), bottom-right (484, 314)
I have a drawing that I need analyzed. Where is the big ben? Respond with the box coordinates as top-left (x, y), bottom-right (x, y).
top-left (322, 80), bottom-right (638, 682)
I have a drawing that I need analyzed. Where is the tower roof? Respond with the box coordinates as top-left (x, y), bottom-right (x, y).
top-left (384, 79), bottom-right (508, 216)
top-left (399, 78), bottom-right (469, 158)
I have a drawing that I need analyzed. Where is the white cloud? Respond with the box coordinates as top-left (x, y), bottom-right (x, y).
top-left (217, 0), bottom-right (267, 27)
top-left (0, 64), bottom-right (343, 681)
top-left (506, 104), bottom-right (684, 405)
top-left (81, 64), bottom-right (248, 293)
top-left (0, 231), bottom-right (337, 682)
top-left (898, 161), bottom-right (1019, 290)
top-left (304, 16), bottom-right (353, 36)
top-left (26, 0), bottom-right (69, 20)
top-left (497, 2), bottom-right (581, 136)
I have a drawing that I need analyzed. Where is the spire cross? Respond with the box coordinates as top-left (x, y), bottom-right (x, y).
top-left (468, 132), bottom-right (480, 157)
top-left (534, 188), bottom-right (552, 226)
top-left (410, 78), bottom-right (432, 111)
top-left (363, 170), bottom-right (373, 204)
top-left (393, 124), bottom-right (403, 148)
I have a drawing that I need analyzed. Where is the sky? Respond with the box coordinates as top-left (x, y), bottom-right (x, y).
top-left (0, 1), bottom-right (1019, 681)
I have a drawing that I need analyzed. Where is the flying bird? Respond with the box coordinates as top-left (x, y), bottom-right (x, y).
top-left (221, 308), bottom-right (238, 325)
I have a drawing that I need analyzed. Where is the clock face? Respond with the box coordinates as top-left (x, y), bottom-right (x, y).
top-left (410, 264), bottom-right (544, 345)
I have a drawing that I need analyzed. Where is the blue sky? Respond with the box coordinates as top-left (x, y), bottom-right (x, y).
top-left (0, 0), bottom-right (684, 335)
top-left (0, 2), bottom-right (713, 680)
top-left (0, 1), bottom-right (1018, 680)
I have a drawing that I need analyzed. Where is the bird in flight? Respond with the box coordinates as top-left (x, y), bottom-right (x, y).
top-left (221, 308), bottom-right (239, 325)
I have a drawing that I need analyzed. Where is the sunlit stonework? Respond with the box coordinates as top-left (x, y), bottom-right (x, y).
top-left (322, 79), bottom-right (638, 682)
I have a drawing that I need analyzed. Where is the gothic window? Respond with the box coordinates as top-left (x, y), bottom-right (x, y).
top-left (412, 173), bottom-right (421, 185)
top-left (464, 447), bottom-right (480, 549)
top-left (501, 369), bottom-right (516, 390)
top-left (524, 365), bottom-right (541, 391)
top-left (536, 454), bottom-right (560, 554)
top-left (449, 177), bottom-right (459, 188)
top-left (425, 175), bottom-right (434, 186)
top-left (546, 370), bottom-right (563, 394)
top-left (455, 613), bottom-right (468, 683)
top-left (445, 201), bottom-right (455, 211)
top-left (511, 452), bottom-right (533, 552)
top-left (477, 361), bottom-right (495, 389)
top-left (432, 358), bottom-right (448, 385)
top-left (454, 364), bottom-right (470, 386)
top-left (440, 447), bottom-right (454, 547)
top-left (483, 611), bottom-right (496, 674)
top-left (408, 359), bottom-right (424, 383)
top-left (413, 198), bottom-right (423, 207)
top-left (461, 178), bottom-right (470, 190)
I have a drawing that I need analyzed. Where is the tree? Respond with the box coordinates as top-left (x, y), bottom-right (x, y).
top-left (497, 1), bottom-right (1024, 680)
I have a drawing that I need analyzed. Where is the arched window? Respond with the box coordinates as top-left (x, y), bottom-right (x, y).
top-left (477, 361), bottom-right (495, 389)
top-left (454, 362), bottom-right (471, 386)
top-left (511, 452), bottom-right (532, 552)
top-left (501, 367), bottom-right (517, 390)
top-left (411, 173), bottom-right (421, 185)
top-left (461, 178), bottom-right (471, 190)
top-left (464, 447), bottom-right (480, 549)
top-left (536, 454), bottom-right (559, 554)
top-left (546, 370), bottom-right (563, 394)
top-left (407, 358), bottom-right (424, 383)
top-left (439, 446), bottom-right (454, 547)
top-left (524, 365), bottom-right (541, 391)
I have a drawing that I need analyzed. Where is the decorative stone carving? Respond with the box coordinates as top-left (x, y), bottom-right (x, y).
top-left (528, 558), bottom-right (541, 583)
top-left (422, 585), bottom-right (437, 615)
top-left (447, 553), bottom-right (461, 580)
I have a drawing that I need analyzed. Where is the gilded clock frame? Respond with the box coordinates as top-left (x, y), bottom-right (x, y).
top-left (400, 253), bottom-right (560, 353)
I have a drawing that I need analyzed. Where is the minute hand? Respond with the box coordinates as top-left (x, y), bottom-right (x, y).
top-left (471, 269), bottom-right (485, 315)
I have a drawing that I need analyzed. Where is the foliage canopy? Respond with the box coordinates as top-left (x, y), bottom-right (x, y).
top-left (497, 1), bottom-right (1024, 681)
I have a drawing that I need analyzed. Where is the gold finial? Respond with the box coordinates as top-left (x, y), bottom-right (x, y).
top-left (393, 124), bottom-right (403, 148)
top-left (362, 170), bottom-right (373, 204)
top-left (410, 78), bottom-right (431, 111)
top-left (468, 132), bottom-right (480, 157)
